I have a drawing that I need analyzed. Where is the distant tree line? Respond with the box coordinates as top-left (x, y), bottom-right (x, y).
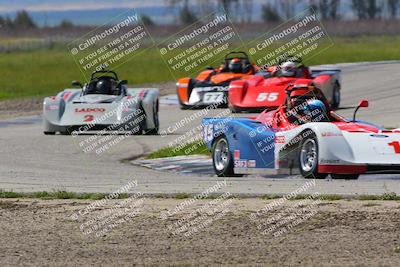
top-left (0, 10), bottom-right (36, 29)
top-left (0, 10), bottom-right (76, 29)
top-left (166, 0), bottom-right (400, 24)
top-left (1, 1), bottom-right (400, 29)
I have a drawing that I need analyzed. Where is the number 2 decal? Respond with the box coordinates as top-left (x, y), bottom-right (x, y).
top-left (84, 115), bottom-right (94, 122)
top-left (388, 141), bottom-right (400, 154)
top-left (256, 92), bottom-right (278, 102)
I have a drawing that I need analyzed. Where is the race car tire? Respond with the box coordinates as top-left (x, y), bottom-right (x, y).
top-left (44, 132), bottom-right (55, 135)
top-left (145, 101), bottom-right (159, 135)
top-left (330, 174), bottom-right (359, 180)
top-left (179, 103), bottom-right (191, 110)
top-left (132, 107), bottom-right (146, 135)
top-left (212, 136), bottom-right (242, 177)
top-left (331, 82), bottom-right (340, 109)
top-left (59, 128), bottom-right (72, 135)
top-left (298, 132), bottom-right (328, 179)
top-left (228, 103), bottom-right (241, 113)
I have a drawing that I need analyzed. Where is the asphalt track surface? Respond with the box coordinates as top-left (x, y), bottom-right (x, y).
top-left (1, 61), bottom-right (400, 196)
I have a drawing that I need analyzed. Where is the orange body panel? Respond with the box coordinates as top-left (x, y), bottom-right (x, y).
top-left (195, 70), bottom-right (214, 82)
top-left (176, 77), bottom-right (191, 103)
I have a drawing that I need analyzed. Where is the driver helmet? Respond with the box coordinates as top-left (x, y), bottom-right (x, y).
top-left (229, 58), bottom-right (242, 73)
top-left (300, 99), bottom-right (328, 122)
top-left (96, 79), bottom-right (113, 94)
top-left (280, 61), bottom-right (297, 77)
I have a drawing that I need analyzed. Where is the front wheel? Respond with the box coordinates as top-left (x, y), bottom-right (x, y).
top-left (212, 136), bottom-right (239, 177)
top-left (179, 103), bottom-right (191, 110)
top-left (299, 133), bottom-right (327, 179)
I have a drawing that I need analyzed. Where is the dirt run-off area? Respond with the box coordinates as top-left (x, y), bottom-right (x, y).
top-left (0, 198), bottom-right (399, 266)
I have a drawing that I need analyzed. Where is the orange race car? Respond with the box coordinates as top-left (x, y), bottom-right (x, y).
top-left (176, 51), bottom-right (259, 109)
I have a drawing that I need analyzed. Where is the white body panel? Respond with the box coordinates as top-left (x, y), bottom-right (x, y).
top-left (43, 87), bottom-right (159, 134)
top-left (274, 122), bottom-right (400, 173)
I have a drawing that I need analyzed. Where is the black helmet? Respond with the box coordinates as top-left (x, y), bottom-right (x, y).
top-left (96, 79), bottom-right (112, 94)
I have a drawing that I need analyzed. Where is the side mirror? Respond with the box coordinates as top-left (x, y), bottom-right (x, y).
top-left (359, 100), bottom-right (369, 108)
top-left (71, 80), bottom-right (82, 87)
top-left (352, 99), bottom-right (369, 122)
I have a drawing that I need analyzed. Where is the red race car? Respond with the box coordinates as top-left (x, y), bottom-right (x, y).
top-left (228, 58), bottom-right (341, 113)
top-left (176, 51), bottom-right (259, 109)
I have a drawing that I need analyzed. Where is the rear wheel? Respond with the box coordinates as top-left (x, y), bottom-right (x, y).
top-left (331, 174), bottom-right (359, 180)
top-left (299, 133), bottom-right (327, 179)
top-left (132, 107), bottom-right (146, 135)
top-left (228, 103), bottom-right (241, 113)
top-left (212, 136), bottom-right (240, 177)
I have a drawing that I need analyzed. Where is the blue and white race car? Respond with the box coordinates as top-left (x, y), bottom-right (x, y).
top-left (203, 85), bottom-right (400, 179)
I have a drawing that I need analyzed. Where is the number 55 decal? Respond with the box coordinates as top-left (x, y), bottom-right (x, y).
top-left (256, 92), bottom-right (278, 102)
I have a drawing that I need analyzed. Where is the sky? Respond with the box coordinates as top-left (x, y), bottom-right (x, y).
top-left (0, 0), bottom-right (166, 13)
top-left (0, 0), bottom-right (356, 26)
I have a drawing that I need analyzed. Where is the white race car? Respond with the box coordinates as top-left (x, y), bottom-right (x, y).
top-left (203, 85), bottom-right (400, 179)
top-left (43, 70), bottom-right (159, 135)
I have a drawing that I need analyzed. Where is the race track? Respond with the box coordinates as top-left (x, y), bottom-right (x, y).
top-left (1, 61), bottom-right (400, 196)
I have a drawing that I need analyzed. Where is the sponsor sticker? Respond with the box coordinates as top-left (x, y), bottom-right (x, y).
top-left (234, 160), bottom-right (247, 168)
top-left (320, 159), bottom-right (340, 164)
top-left (75, 108), bottom-right (106, 113)
top-left (247, 160), bottom-right (256, 168)
top-left (47, 105), bottom-right (59, 110)
top-left (275, 136), bottom-right (285, 144)
top-left (321, 132), bottom-right (342, 137)
top-left (234, 150), bottom-right (240, 160)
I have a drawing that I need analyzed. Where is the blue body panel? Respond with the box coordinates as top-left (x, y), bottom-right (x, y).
top-left (202, 118), bottom-right (276, 169)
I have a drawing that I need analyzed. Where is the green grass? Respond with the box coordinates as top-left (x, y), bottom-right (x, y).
top-left (146, 140), bottom-right (210, 159)
top-left (0, 190), bottom-right (400, 200)
top-left (0, 190), bottom-right (24, 198)
top-left (1, 36), bottom-right (400, 101)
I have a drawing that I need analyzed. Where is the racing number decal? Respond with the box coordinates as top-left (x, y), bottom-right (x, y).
top-left (203, 125), bottom-right (213, 142)
top-left (84, 115), bottom-right (94, 122)
top-left (203, 93), bottom-right (224, 103)
top-left (388, 141), bottom-right (400, 154)
top-left (256, 92), bottom-right (278, 102)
